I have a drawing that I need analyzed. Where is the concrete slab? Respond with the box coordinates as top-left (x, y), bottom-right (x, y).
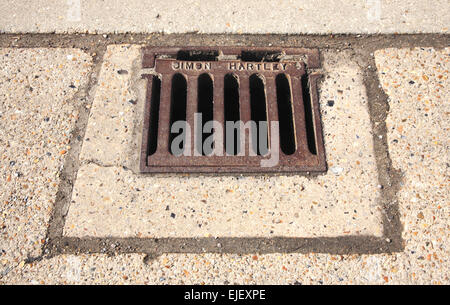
top-left (0, 0), bottom-right (448, 35)
top-left (0, 252), bottom-right (407, 284)
top-left (63, 45), bottom-right (383, 239)
top-left (0, 45), bottom-right (448, 285)
top-left (0, 48), bottom-right (92, 277)
top-left (375, 47), bottom-right (449, 284)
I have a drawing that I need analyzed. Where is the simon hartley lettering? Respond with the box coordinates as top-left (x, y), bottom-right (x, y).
top-left (170, 60), bottom-right (290, 71)
top-left (228, 62), bottom-right (288, 71)
top-left (172, 61), bottom-right (212, 70)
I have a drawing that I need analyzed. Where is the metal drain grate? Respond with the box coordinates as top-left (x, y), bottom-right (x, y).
top-left (140, 47), bottom-right (326, 173)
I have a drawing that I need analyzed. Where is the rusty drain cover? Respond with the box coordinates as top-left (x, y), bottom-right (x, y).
top-left (140, 47), bottom-right (326, 173)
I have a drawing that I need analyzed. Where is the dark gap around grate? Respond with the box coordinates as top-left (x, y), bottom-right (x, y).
top-left (169, 73), bottom-right (187, 156)
top-left (276, 74), bottom-right (296, 155)
top-left (147, 75), bottom-right (161, 156)
top-left (249, 74), bottom-right (269, 156)
top-left (197, 73), bottom-right (214, 155)
top-left (177, 50), bottom-right (219, 61)
top-left (224, 73), bottom-right (241, 156)
top-left (301, 73), bottom-right (317, 155)
top-left (241, 51), bottom-right (282, 62)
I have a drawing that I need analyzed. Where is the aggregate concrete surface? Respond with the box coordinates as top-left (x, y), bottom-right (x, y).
top-left (0, 48), bottom-right (92, 277)
top-left (0, 3), bottom-right (448, 284)
top-left (375, 47), bottom-right (449, 284)
top-left (0, 42), bottom-right (447, 284)
top-left (0, 0), bottom-right (449, 35)
top-left (63, 45), bottom-right (383, 239)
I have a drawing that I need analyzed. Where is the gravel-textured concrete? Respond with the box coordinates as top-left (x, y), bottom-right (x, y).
top-left (375, 47), bottom-right (449, 284)
top-left (63, 45), bottom-right (383, 239)
top-left (1, 46), bottom-right (448, 284)
top-left (0, 48), bottom-right (92, 278)
top-left (0, 252), bottom-right (420, 284)
top-left (0, 0), bottom-right (448, 34)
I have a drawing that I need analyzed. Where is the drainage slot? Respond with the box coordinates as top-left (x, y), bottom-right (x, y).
top-left (169, 73), bottom-right (187, 155)
top-left (147, 76), bottom-right (161, 156)
top-left (276, 74), bottom-right (296, 155)
top-left (241, 51), bottom-right (282, 62)
top-left (197, 73), bottom-right (214, 155)
top-left (301, 73), bottom-right (317, 155)
top-left (249, 74), bottom-right (269, 156)
top-left (224, 73), bottom-right (240, 155)
top-left (177, 50), bottom-right (218, 61)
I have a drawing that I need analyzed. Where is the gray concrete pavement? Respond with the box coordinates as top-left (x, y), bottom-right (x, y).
top-left (0, 0), bottom-right (448, 34)
top-left (0, 0), bottom-right (448, 286)
top-left (0, 44), bottom-right (448, 284)
top-left (63, 45), bottom-right (382, 240)
top-left (0, 48), bottom-right (92, 277)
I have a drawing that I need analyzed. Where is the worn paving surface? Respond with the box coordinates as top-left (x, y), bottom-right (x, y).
top-left (375, 47), bottom-right (449, 284)
top-left (0, 48), bottom-right (92, 277)
top-left (63, 45), bottom-right (383, 240)
top-left (0, 34), bottom-right (448, 284)
top-left (0, 0), bottom-right (449, 35)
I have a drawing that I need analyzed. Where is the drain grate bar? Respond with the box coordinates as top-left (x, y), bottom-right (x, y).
top-left (186, 75), bottom-right (197, 155)
top-left (157, 76), bottom-right (172, 153)
top-left (239, 76), bottom-right (251, 158)
top-left (140, 47), bottom-right (326, 173)
top-left (212, 72), bottom-right (225, 155)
